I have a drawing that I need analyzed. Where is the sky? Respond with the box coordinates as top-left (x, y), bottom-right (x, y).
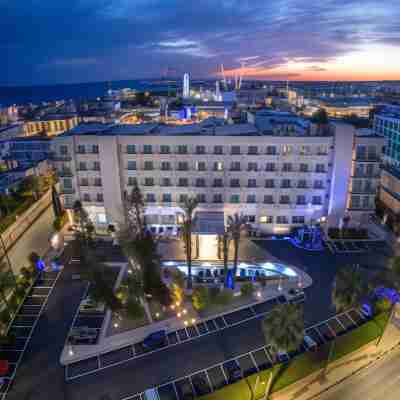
top-left (2, 0), bottom-right (400, 86)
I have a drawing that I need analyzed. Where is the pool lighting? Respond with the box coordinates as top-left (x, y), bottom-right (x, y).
top-left (182, 309), bottom-right (187, 314)
top-left (191, 318), bottom-right (196, 324)
top-left (184, 320), bottom-right (188, 326)
top-left (177, 312), bottom-right (182, 318)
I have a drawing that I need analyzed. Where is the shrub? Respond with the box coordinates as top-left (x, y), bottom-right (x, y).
top-left (171, 269), bottom-right (185, 289)
top-left (209, 286), bottom-right (220, 298)
top-left (213, 289), bottom-right (234, 305)
top-left (125, 298), bottom-right (145, 320)
top-left (171, 283), bottom-right (184, 306)
top-left (240, 282), bottom-right (255, 297)
top-left (152, 282), bottom-right (172, 307)
top-left (374, 297), bottom-right (391, 315)
top-left (192, 287), bottom-right (210, 311)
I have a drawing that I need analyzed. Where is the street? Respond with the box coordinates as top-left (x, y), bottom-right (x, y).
top-left (320, 346), bottom-right (400, 400)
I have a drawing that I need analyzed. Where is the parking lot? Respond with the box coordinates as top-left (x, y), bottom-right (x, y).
top-left (122, 307), bottom-right (370, 400)
top-left (65, 295), bottom-right (289, 381)
top-left (0, 270), bottom-right (62, 399)
top-left (327, 240), bottom-right (387, 254)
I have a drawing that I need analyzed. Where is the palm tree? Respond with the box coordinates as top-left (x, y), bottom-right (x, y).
top-left (124, 182), bottom-right (145, 237)
top-left (0, 266), bottom-right (16, 310)
top-left (227, 214), bottom-right (248, 285)
top-left (329, 265), bottom-right (367, 371)
top-left (221, 230), bottom-right (231, 288)
top-left (262, 303), bottom-right (304, 398)
top-left (180, 197), bottom-right (198, 290)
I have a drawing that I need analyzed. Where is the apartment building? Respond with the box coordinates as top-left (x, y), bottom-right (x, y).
top-left (374, 106), bottom-right (400, 214)
top-left (51, 120), bottom-right (365, 234)
top-left (23, 113), bottom-right (80, 137)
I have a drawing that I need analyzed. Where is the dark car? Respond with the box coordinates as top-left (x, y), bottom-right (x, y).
top-left (224, 360), bottom-right (242, 383)
top-left (176, 380), bottom-right (194, 400)
top-left (142, 330), bottom-right (167, 350)
top-left (192, 376), bottom-right (211, 396)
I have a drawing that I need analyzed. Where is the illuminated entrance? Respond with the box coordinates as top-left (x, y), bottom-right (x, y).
top-left (193, 211), bottom-right (225, 260)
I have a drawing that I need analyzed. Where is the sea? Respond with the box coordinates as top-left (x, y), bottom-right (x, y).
top-left (0, 79), bottom-right (180, 107)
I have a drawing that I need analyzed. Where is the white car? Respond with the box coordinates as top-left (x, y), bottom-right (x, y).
top-left (79, 297), bottom-right (105, 313)
top-left (304, 335), bottom-right (317, 350)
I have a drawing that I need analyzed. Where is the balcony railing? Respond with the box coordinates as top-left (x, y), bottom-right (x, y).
top-left (60, 187), bottom-right (75, 194)
top-left (57, 170), bottom-right (73, 177)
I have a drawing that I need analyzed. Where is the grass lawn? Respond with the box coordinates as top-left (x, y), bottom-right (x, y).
top-left (148, 300), bottom-right (175, 322)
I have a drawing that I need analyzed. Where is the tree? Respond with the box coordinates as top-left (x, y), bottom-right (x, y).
top-left (72, 200), bottom-right (94, 261)
top-left (0, 264), bottom-right (16, 310)
top-left (311, 108), bottom-right (328, 125)
top-left (51, 185), bottom-right (63, 218)
top-left (262, 303), bottom-right (304, 397)
top-left (227, 214), bottom-right (248, 286)
top-left (180, 197), bottom-right (199, 290)
top-left (221, 230), bottom-right (231, 288)
top-left (329, 265), bottom-right (367, 371)
top-left (124, 182), bottom-right (145, 237)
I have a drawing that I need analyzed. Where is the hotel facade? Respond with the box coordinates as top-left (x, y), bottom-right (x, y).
top-left (51, 120), bottom-right (380, 234)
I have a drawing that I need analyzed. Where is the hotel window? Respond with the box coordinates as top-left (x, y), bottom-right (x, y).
top-left (213, 178), bottom-right (223, 188)
top-left (265, 162), bottom-right (275, 172)
top-left (356, 145), bottom-right (367, 160)
top-left (230, 162), bottom-right (241, 171)
top-left (127, 161), bottom-right (136, 170)
top-left (316, 164), bottom-right (326, 173)
top-left (280, 195), bottom-right (290, 204)
top-left (312, 195), bottom-right (322, 205)
top-left (83, 193), bottom-right (91, 202)
top-left (367, 145), bottom-right (377, 160)
top-left (197, 193), bottom-right (206, 203)
top-left (264, 195), bottom-right (274, 204)
top-left (265, 179), bottom-right (274, 188)
top-left (299, 145), bottom-right (311, 155)
top-left (247, 179), bottom-right (257, 188)
top-left (314, 180), bottom-right (324, 189)
top-left (128, 177), bottom-right (137, 186)
top-left (214, 145), bottom-right (223, 155)
top-left (248, 162), bottom-right (258, 172)
top-left (266, 146), bottom-right (277, 155)
top-left (230, 179), bottom-right (240, 188)
top-left (178, 178), bottom-right (188, 187)
top-left (230, 194), bottom-right (240, 204)
top-left (246, 215), bottom-right (256, 223)
top-left (196, 145), bottom-right (206, 154)
top-left (126, 144), bottom-right (136, 154)
top-left (282, 145), bottom-right (292, 156)
top-left (94, 177), bottom-right (102, 187)
top-left (282, 162), bottom-right (292, 172)
top-left (80, 178), bottom-right (88, 186)
top-left (177, 145), bottom-right (188, 154)
top-left (162, 193), bottom-right (172, 203)
top-left (178, 162), bottom-right (188, 171)
top-left (77, 145), bottom-right (85, 154)
top-left (246, 194), bottom-right (256, 204)
top-left (144, 178), bottom-right (154, 186)
top-left (297, 180), bottom-right (307, 189)
top-left (297, 195), bottom-right (306, 205)
top-left (350, 195), bottom-right (360, 208)
top-left (161, 178), bottom-right (171, 187)
top-left (143, 145), bottom-right (152, 154)
top-left (281, 179), bottom-right (291, 188)
top-left (276, 216), bottom-right (289, 224)
top-left (260, 216), bottom-right (273, 224)
top-left (317, 145), bottom-right (328, 155)
top-left (213, 194), bottom-right (223, 203)
top-left (60, 145), bottom-right (68, 155)
top-left (161, 161), bottom-right (171, 171)
top-left (196, 178), bottom-right (206, 187)
top-left (179, 194), bottom-right (188, 203)
top-left (299, 163), bottom-right (308, 172)
top-left (96, 193), bottom-right (103, 202)
top-left (248, 146), bottom-right (258, 155)
top-left (355, 164), bottom-right (364, 176)
top-left (144, 161), bottom-right (154, 171)
top-left (366, 164), bottom-right (374, 176)
top-left (160, 145), bottom-right (170, 154)
top-left (146, 193), bottom-right (156, 203)
top-left (196, 161), bottom-right (207, 171)
top-left (213, 161), bottom-right (223, 171)
top-left (63, 178), bottom-right (72, 188)
top-left (362, 196), bottom-right (371, 208)
top-left (93, 161), bottom-right (100, 171)
top-left (92, 144), bottom-right (99, 154)
top-left (292, 216), bottom-right (305, 224)
top-left (231, 145), bottom-right (241, 155)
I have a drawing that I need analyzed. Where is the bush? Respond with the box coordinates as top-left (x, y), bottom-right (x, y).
top-left (374, 297), bottom-right (391, 315)
top-left (209, 286), bottom-right (220, 298)
top-left (125, 298), bottom-right (145, 320)
top-left (171, 269), bottom-right (185, 289)
top-left (192, 287), bottom-right (210, 311)
top-left (152, 282), bottom-right (172, 307)
top-left (171, 283), bottom-right (184, 306)
top-left (213, 289), bottom-right (234, 305)
top-left (240, 282), bottom-right (255, 297)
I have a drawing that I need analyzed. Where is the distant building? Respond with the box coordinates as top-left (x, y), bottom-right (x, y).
top-left (183, 73), bottom-right (190, 99)
top-left (23, 113), bottom-right (80, 137)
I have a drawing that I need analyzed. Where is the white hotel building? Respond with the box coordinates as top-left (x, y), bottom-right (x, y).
top-left (51, 120), bottom-right (376, 234)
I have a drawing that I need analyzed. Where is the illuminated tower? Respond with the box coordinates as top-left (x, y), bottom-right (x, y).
top-left (183, 73), bottom-right (190, 98)
top-left (215, 81), bottom-right (221, 101)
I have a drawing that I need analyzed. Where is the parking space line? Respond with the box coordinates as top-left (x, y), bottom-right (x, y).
top-left (204, 370), bottom-right (213, 391)
top-left (249, 306), bottom-right (257, 316)
top-left (11, 325), bottom-right (33, 329)
top-left (249, 353), bottom-right (259, 371)
top-left (221, 315), bottom-right (228, 327)
top-left (263, 346), bottom-right (273, 364)
top-left (346, 311), bottom-right (357, 326)
top-left (187, 375), bottom-right (196, 396)
top-left (34, 286), bottom-right (52, 289)
top-left (335, 317), bottom-right (346, 330)
top-left (219, 364), bottom-right (228, 384)
top-left (314, 326), bottom-right (327, 343)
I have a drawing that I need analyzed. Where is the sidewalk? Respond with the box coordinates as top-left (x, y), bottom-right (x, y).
top-left (271, 319), bottom-right (400, 400)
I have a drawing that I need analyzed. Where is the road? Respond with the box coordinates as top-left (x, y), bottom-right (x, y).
top-left (6, 239), bottom-right (391, 400)
top-left (320, 346), bottom-right (400, 400)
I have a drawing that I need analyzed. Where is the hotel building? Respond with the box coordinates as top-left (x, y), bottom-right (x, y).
top-left (51, 119), bottom-right (379, 234)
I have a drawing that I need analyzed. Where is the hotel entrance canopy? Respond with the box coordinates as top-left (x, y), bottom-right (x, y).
top-left (193, 212), bottom-right (225, 235)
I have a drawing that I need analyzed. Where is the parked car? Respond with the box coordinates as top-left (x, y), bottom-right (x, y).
top-left (360, 303), bottom-right (373, 318)
top-left (304, 335), bottom-right (317, 351)
top-left (68, 326), bottom-right (98, 345)
top-left (288, 288), bottom-right (306, 304)
top-left (192, 376), bottom-right (210, 396)
top-left (79, 297), bottom-right (105, 313)
top-left (224, 360), bottom-right (242, 383)
top-left (277, 351), bottom-right (290, 363)
top-left (142, 330), bottom-right (167, 350)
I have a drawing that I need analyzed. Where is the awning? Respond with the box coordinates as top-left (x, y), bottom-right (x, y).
top-left (193, 212), bottom-right (225, 235)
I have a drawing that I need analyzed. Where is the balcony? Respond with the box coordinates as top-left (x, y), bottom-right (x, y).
top-left (50, 153), bottom-right (72, 162)
top-left (57, 169), bottom-right (73, 177)
top-left (60, 187), bottom-right (75, 195)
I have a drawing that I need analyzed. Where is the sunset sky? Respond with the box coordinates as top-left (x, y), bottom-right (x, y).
top-left (2, 0), bottom-right (400, 85)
